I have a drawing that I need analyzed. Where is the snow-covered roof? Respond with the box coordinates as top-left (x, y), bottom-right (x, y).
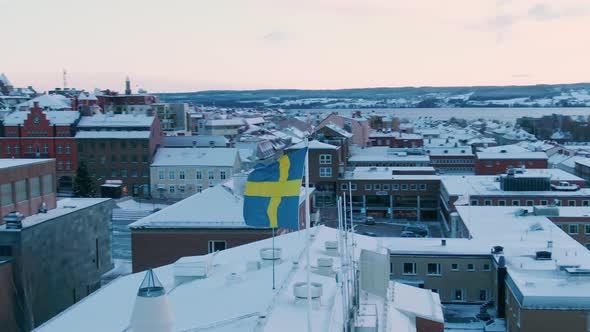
top-left (349, 146), bottom-right (430, 163)
top-left (16, 94), bottom-right (71, 110)
top-left (370, 131), bottom-right (422, 139)
top-left (78, 92), bottom-right (98, 101)
top-left (2, 110), bottom-right (79, 126)
top-left (321, 122), bottom-right (353, 138)
top-left (245, 117), bottom-right (265, 125)
top-left (0, 73), bottom-right (11, 86)
top-left (476, 151), bottom-right (547, 160)
top-left (151, 148), bottom-right (239, 167)
top-left (130, 183), bottom-right (312, 229)
top-left (205, 119), bottom-right (244, 127)
top-left (75, 131), bottom-right (150, 139)
top-left (287, 140), bottom-right (338, 150)
top-left (162, 135), bottom-right (229, 148)
top-left (341, 167), bottom-right (439, 181)
top-left (0, 158), bottom-right (53, 170)
top-left (427, 147), bottom-right (473, 156)
top-left (36, 225), bottom-right (437, 332)
top-left (575, 158), bottom-right (590, 168)
top-left (77, 114), bottom-right (155, 128)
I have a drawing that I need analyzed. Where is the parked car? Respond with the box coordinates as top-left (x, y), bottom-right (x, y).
top-left (403, 225), bottom-right (428, 237)
top-left (365, 216), bottom-right (375, 225)
top-left (400, 231), bottom-right (417, 238)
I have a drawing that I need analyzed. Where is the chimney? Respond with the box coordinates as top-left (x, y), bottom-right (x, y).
top-left (3, 211), bottom-right (24, 229)
top-left (450, 212), bottom-right (459, 238)
top-left (129, 269), bottom-right (175, 332)
top-left (33, 101), bottom-right (40, 109)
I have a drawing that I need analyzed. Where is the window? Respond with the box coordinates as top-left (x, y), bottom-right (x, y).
top-left (451, 263), bottom-right (459, 271)
top-left (585, 224), bottom-right (590, 235)
top-left (131, 169), bottom-right (138, 177)
top-left (169, 171), bottom-right (175, 180)
top-left (484, 200), bottom-right (492, 206)
top-left (42, 144), bottom-right (48, 153)
top-left (569, 200), bottom-right (576, 207)
top-left (341, 183), bottom-right (348, 190)
top-left (498, 200), bottom-right (506, 206)
top-left (169, 185), bottom-right (175, 193)
top-left (467, 263), bottom-right (475, 271)
top-left (111, 169), bottom-right (117, 177)
top-left (120, 169), bottom-right (127, 177)
top-left (14, 145), bottom-right (19, 154)
top-left (319, 154), bottom-right (332, 165)
top-left (131, 155), bottom-right (138, 163)
top-left (383, 184), bottom-right (390, 191)
top-left (483, 264), bottom-right (491, 271)
top-left (583, 200), bottom-right (590, 207)
top-left (479, 289), bottom-right (489, 301)
top-left (220, 170), bottom-right (227, 180)
top-left (392, 184), bottom-right (399, 191)
top-left (66, 160), bottom-right (72, 170)
top-left (0, 245), bottom-right (12, 257)
top-left (65, 144), bottom-right (71, 154)
top-left (401, 184), bottom-right (408, 190)
top-left (131, 141), bottom-right (137, 149)
top-left (142, 155), bottom-right (149, 163)
top-left (350, 183), bottom-right (357, 191)
top-left (197, 185), bottom-right (203, 193)
top-left (42, 174), bottom-right (53, 195)
top-left (179, 185), bottom-right (185, 193)
top-left (1, 184), bottom-right (13, 206)
top-left (27, 144), bottom-right (33, 153)
top-left (403, 262), bottom-right (416, 275)
top-left (526, 200), bottom-right (534, 206)
top-left (208, 240), bottom-right (227, 253)
top-left (319, 167), bottom-right (332, 177)
top-left (5, 144), bottom-right (10, 154)
top-left (158, 170), bottom-right (164, 180)
top-left (453, 289), bottom-right (465, 302)
top-left (410, 184), bottom-right (417, 191)
top-left (179, 170), bottom-right (185, 180)
top-left (15, 180), bottom-right (27, 202)
top-left (57, 161), bottom-right (63, 170)
top-left (419, 184), bottom-right (427, 191)
top-left (120, 141), bottom-right (127, 149)
top-left (427, 263), bottom-right (441, 276)
top-left (512, 200), bottom-right (520, 206)
top-left (569, 224), bottom-right (579, 234)
top-left (471, 200), bottom-right (478, 206)
top-left (208, 170), bottom-right (215, 180)
top-left (30, 177), bottom-right (41, 198)
top-left (196, 170), bottom-right (202, 180)
top-left (111, 155), bottom-right (118, 163)
top-left (365, 184), bottom-right (372, 191)
top-left (121, 155), bottom-right (128, 163)
top-left (540, 200), bottom-right (548, 205)
top-left (374, 184), bottom-right (381, 191)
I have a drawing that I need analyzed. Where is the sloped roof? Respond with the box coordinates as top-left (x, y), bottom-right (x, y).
top-left (151, 148), bottom-right (239, 167)
top-left (16, 94), bottom-right (71, 110)
top-left (3, 110), bottom-right (79, 126)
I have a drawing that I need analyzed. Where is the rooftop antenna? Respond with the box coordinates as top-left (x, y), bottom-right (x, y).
top-left (63, 69), bottom-right (68, 90)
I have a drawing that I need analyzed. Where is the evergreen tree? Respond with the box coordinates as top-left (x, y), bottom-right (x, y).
top-left (73, 161), bottom-right (96, 197)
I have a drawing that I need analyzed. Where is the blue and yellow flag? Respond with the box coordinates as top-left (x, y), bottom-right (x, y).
top-left (243, 148), bottom-right (307, 229)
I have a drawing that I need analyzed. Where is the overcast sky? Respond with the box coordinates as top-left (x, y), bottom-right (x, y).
top-left (1, 0), bottom-right (589, 92)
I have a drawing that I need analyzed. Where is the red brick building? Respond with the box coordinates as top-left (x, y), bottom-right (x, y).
top-left (369, 131), bottom-right (424, 148)
top-left (0, 103), bottom-right (80, 192)
top-left (0, 159), bottom-right (56, 219)
top-left (428, 147), bottom-right (475, 174)
top-left (475, 151), bottom-right (548, 175)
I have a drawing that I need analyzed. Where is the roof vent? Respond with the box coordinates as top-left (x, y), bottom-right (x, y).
top-left (173, 254), bottom-right (212, 286)
top-left (293, 282), bottom-right (323, 300)
top-left (491, 246), bottom-right (504, 254)
top-left (325, 241), bottom-right (338, 256)
top-left (316, 257), bottom-right (334, 276)
top-left (260, 247), bottom-right (282, 261)
top-left (533, 206), bottom-right (559, 216)
top-left (529, 223), bottom-right (543, 231)
top-left (514, 208), bottom-right (528, 217)
top-left (3, 211), bottom-right (24, 229)
top-left (130, 269), bottom-right (175, 332)
top-left (535, 251), bottom-right (552, 260)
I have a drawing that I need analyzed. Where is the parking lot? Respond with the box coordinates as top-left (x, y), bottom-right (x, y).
top-left (319, 208), bottom-right (444, 238)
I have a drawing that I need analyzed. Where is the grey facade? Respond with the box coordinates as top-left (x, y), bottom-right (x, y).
top-left (0, 198), bottom-right (114, 330)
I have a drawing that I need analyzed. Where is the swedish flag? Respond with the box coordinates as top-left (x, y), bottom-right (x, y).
top-left (243, 148), bottom-right (307, 230)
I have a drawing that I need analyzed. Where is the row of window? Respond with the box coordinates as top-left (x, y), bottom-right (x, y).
top-left (57, 160), bottom-right (73, 171)
top-left (86, 155), bottom-right (149, 164)
top-left (341, 183), bottom-right (428, 191)
top-left (160, 184), bottom-right (212, 194)
top-left (79, 141), bottom-right (148, 151)
top-left (398, 262), bottom-right (491, 276)
top-left (1, 175), bottom-right (54, 206)
top-left (472, 199), bottom-right (590, 207)
top-left (430, 288), bottom-right (490, 302)
top-left (430, 159), bottom-right (474, 164)
top-left (1, 143), bottom-right (71, 154)
top-left (564, 224), bottom-right (590, 235)
top-left (93, 169), bottom-right (149, 178)
top-left (157, 169), bottom-right (227, 181)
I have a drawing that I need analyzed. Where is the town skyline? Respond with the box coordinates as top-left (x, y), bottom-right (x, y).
top-left (2, 0), bottom-right (590, 92)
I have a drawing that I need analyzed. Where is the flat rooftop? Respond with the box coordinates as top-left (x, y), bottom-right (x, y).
top-left (0, 158), bottom-right (53, 170)
top-left (349, 147), bottom-right (430, 163)
top-left (341, 167), bottom-right (439, 181)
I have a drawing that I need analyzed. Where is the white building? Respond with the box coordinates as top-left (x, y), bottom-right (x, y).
top-left (150, 148), bottom-right (241, 200)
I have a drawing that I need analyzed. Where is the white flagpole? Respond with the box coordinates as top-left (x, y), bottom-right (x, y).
top-left (349, 181), bottom-right (356, 307)
top-left (304, 136), bottom-right (312, 332)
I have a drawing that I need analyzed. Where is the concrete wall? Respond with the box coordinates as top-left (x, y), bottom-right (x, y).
top-left (0, 260), bottom-right (18, 332)
top-left (0, 198), bottom-right (114, 330)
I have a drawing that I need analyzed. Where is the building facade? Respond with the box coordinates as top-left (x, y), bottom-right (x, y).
top-left (475, 151), bottom-right (548, 175)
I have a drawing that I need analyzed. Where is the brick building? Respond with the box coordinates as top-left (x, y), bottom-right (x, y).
top-left (75, 114), bottom-right (163, 197)
top-left (475, 151), bottom-right (548, 175)
top-left (369, 131), bottom-right (424, 148)
top-left (129, 180), bottom-right (313, 272)
top-left (427, 147), bottom-right (475, 174)
top-left (575, 158), bottom-right (590, 183)
top-left (315, 112), bottom-right (370, 147)
top-left (337, 167), bottom-right (440, 221)
top-left (0, 104), bottom-right (79, 192)
top-left (0, 159), bottom-right (56, 219)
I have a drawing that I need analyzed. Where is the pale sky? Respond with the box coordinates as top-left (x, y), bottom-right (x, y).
top-left (1, 0), bottom-right (589, 92)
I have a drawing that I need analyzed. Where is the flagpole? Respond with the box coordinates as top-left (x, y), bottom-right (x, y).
top-left (304, 137), bottom-right (312, 332)
top-left (272, 226), bottom-right (276, 290)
